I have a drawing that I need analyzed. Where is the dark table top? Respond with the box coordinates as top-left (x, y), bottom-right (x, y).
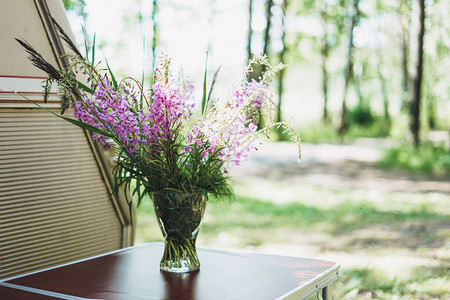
top-left (0, 243), bottom-right (339, 300)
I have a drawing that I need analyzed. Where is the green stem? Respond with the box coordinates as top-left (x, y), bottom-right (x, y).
top-left (161, 238), bottom-right (200, 271)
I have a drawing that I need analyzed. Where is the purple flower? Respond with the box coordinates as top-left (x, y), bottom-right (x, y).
top-left (73, 55), bottom-right (277, 169)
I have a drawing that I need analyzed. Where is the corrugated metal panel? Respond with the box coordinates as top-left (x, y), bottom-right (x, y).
top-left (0, 109), bottom-right (123, 280)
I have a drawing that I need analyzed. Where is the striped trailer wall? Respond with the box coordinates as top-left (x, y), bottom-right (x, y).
top-left (0, 109), bottom-right (123, 279)
top-left (0, 0), bottom-right (134, 280)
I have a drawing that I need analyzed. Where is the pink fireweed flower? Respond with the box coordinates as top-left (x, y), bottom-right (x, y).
top-left (144, 55), bottom-right (196, 143)
top-left (148, 81), bottom-right (184, 139)
top-left (73, 54), bottom-right (286, 168)
top-left (179, 80), bottom-right (195, 119)
top-left (73, 56), bottom-right (196, 155)
top-left (245, 79), bottom-right (269, 109)
top-left (73, 76), bottom-right (142, 150)
top-left (186, 79), bottom-right (269, 166)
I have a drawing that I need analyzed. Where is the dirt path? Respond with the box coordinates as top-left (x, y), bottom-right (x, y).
top-left (230, 139), bottom-right (450, 194)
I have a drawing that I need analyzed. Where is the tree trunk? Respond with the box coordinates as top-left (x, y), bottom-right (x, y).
top-left (353, 73), bottom-right (363, 108)
top-left (375, 0), bottom-right (390, 121)
top-left (427, 95), bottom-right (436, 129)
top-left (338, 0), bottom-right (359, 136)
top-left (263, 0), bottom-right (274, 56)
top-left (408, 0), bottom-right (425, 147)
top-left (377, 47), bottom-right (390, 121)
top-left (252, 0), bottom-right (274, 130)
top-left (318, 0), bottom-right (329, 123)
top-left (151, 0), bottom-right (158, 74)
top-left (247, 0), bottom-right (253, 61)
top-left (276, 0), bottom-right (288, 124)
top-left (399, 0), bottom-right (410, 110)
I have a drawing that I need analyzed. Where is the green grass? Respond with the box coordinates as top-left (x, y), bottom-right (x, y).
top-left (346, 118), bottom-right (391, 139)
top-left (293, 119), bottom-right (391, 144)
top-left (329, 266), bottom-right (450, 299)
top-left (138, 191), bottom-right (447, 236)
top-left (378, 142), bottom-right (450, 176)
top-left (200, 196), bottom-right (444, 235)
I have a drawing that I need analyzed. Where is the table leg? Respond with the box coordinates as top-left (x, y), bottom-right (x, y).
top-left (321, 285), bottom-right (330, 300)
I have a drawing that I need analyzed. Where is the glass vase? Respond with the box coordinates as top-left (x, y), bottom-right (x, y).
top-left (152, 190), bottom-right (207, 273)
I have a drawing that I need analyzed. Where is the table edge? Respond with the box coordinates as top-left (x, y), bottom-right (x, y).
top-left (0, 245), bottom-right (134, 283)
top-left (276, 263), bottom-right (340, 300)
top-left (0, 281), bottom-right (90, 300)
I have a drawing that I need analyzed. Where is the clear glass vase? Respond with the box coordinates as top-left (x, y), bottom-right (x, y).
top-left (152, 190), bottom-right (207, 273)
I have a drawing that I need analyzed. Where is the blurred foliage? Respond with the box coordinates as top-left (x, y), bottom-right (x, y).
top-left (292, 122), bottom-right (338, 144)
top-left (348, 105), bottom-right (374, 127)
top-left (378, 142), bottom-right (450, 176)
top-left (286, 0), bottom-right (448, 143)
top-left (346, 106), bottom-right (392, 138)
top-left (346, 119), bottom-right (391, 138)
top-left (291, 117), bottom-right (391, 144)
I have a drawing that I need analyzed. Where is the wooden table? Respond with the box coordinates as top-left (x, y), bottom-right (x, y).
top-left (0, 243), bottom-right (339, 300)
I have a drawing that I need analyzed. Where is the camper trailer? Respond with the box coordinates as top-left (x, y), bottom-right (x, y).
top-left (0, 0), bottom-right (134, 280)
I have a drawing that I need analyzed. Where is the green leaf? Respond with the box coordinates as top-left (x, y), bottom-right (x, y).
top-left (91, 33), bottom-right (96, 65)
top-left (105, 59), bottom-right (118, 90)
top-left (20, 94), bottom-right (115, 138)
top-left (201, 49), bottom-right (209, 116)
top-left (81, 24), bottom-right (89, 61)
top-left (140, 35), bottom-right (146, 109)
top-left (207, 65), bottom-right (221, 104)
top-left (75, 79), bottom-right (93, 94)
top-left (62, 115), bottom-right (114, 137)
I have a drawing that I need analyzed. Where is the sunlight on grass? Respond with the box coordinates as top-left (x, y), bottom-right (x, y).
top-left (328, 266), bottom-right (450, 299)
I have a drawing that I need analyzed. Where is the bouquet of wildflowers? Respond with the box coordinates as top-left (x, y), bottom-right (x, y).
top-left (16, 22), bottom-right (300, 211)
